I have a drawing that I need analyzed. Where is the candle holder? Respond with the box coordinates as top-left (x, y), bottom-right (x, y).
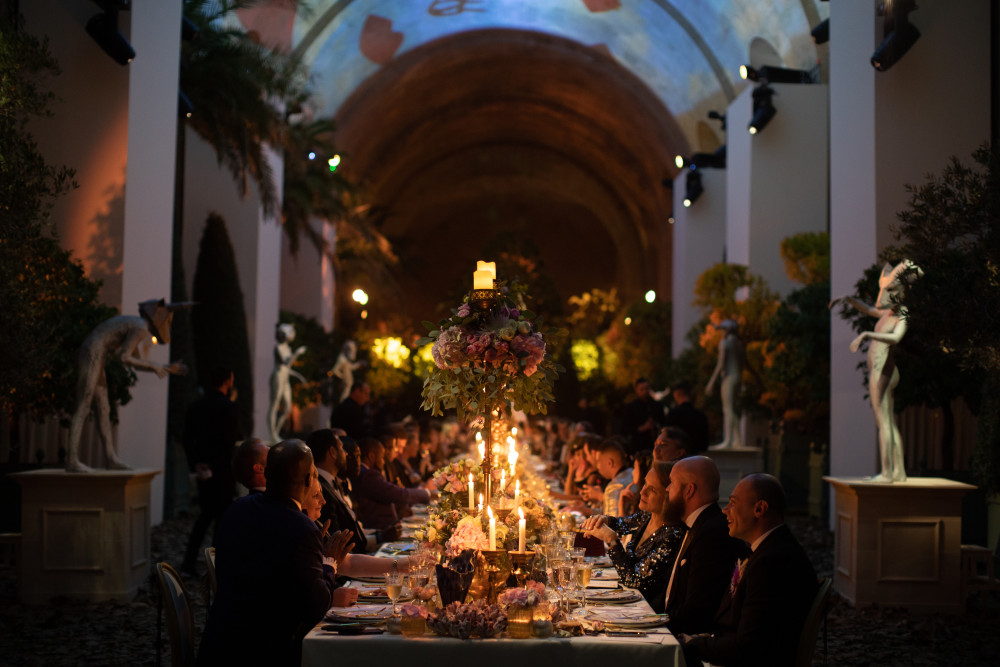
top-left (470, 287), bottom-right (498, 312)
top-left (495, 507), bottom-right (513, 523)
top-left (464, 507), bottom-right (480, 516)
top-left (474, 549), bottom-right (511, 604)
top-left (508, 551), bottom-right (536, 588)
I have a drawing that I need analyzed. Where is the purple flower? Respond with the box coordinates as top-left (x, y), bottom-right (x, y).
top-left (457, 304), bottom-right (471, 317)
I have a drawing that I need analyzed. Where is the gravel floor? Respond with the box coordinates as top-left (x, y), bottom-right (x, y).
top-left (0, 512), bottom-right (997, 666)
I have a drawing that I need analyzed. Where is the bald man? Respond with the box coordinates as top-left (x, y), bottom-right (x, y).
top-left (660, 456), bottom-right (749, 634)
top-left (679, 473), bottom-right (817, 667)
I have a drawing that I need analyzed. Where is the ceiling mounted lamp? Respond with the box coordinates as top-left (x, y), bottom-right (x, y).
top-left (872, 0), bottom-right (921, 71)
top-left (86, 1), bottom-right (134, 66)
top-left (683, 169), bottom-right (703, 208)
top-left (748, 85), bottom-right (777, 136)
top-left (741, 64), bottom-right (814, 84)
top-left (812, 19), bottom-right (830, 45)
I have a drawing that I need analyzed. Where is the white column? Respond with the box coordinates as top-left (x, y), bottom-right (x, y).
top-left (117, 0), bottom-right (183, 525)
top-left (671, 169), bottom-right (727, 358)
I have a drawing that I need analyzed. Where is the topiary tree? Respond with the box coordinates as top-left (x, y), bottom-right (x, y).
top-left (0, 10), bottom-right (135, 458)
top-left (191, 213), bottom-right (254, 436)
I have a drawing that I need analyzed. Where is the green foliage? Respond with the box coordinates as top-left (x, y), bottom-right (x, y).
top-left (191, 213), bottom-right (254, 435)
top-left (566, 288), bottom-right (620, 340)
top-left (278, 310), bottom-right (341, 408)
top-left (780, 232), bottom-right (830, 286)
top-left (0, 13), bottom-right (134, 424)
top-left (599, 299), bottom-right (672, 389)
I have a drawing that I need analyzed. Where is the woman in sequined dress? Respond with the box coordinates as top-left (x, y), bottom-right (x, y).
top-left (581, 460), bottom-right (685, 612)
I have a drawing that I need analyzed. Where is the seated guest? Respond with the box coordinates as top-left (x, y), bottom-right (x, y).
top-left (618, 449), bottom-right (653, 517)
top-left (306, 429), bottom-right (369, 553)
top-left (353, 437), bottom-right (431, 533)
top-left (198, 440), bottom-right (354, 667)
top-left (584, 438), bottom-right (634, 517)
top-left (679, 473), bottom-right (818, 667)
top-left (231, 437), bottom-right (269, 493)
top-left (581, 461), bottom-right (685, 611)
top-left (660, 456), bottom-right (749, 633)
top-left (302, 475), bottom-right (413, 579)
top-left (653, 426), bottom-right (692, 462)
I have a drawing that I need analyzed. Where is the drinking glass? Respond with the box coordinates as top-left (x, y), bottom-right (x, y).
top-left (574, 562), bottom-right (593, 611)
top-left (385, 572), bottom-right (404, 615)
top-left (558, 560), bottom-right (575, 611)
top-left (571, 547), bottom-right (586, 564)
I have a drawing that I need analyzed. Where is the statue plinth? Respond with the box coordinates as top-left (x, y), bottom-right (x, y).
top-left (705, 446), bottom-right (763, 502)
top-left (10, 468), bottom-right (161, 604)
top-left (823, 476), bottom-right (975, 613)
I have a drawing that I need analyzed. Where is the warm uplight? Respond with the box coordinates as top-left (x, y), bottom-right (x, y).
top-left (624, 317), bottom-right (632, 326)
top-left (645, 290), bottom-right (656, 303)
top-left (739, 64), bottom-right (750, 80)
top-left (360, 310), bottom-right (368, 319)
top-left (683, 198), bottom-right (693, 207)
top-left (328, 154), bottom-right (341, 171)
top-left (748, 126), bottom-right (758, 136)
top-left (352, 289), bottom-right (369, 305)
top-left (371, 337), bottom-right (410, 368)
top-left (674, 154), bottom-right (685, 169)
top-left (151, 336), bottom-right (158, 345)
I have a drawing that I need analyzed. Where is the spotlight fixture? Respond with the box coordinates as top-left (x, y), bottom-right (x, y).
top-left (683, 169), bottom-right (703, 208)
top-left (872, 0), bottom-right (920, 71)
top-left (748, 85), bottom-right (777, 136)
top-left (811, 19), bottom-right (829, 45)
top-left (178, 90), bottom-right (194, 118)
top-left (86, 8), bottom-right (135, 66)
top-left (740, 64), bottom-right (814, 84)
top-left (708, 110), bottom-right (727, 130)
top-left (678, 146), bottom-right (727, 170)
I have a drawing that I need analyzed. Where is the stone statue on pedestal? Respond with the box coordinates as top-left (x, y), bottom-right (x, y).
top-left (66, 299), bottom-right (190, 472)
top-left (705, 319), bottom-right (744, 449)
top-left (268, 323), bottom-right (306, 442)
top-left (830, 260), bottom-right (923, 482)
top-left (330, 340), bottom-right (364, 403)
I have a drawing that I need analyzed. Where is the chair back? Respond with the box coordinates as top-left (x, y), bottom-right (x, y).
top-left (204, 546), bottom-right (218, 599)
top-left (795, 576), bottom-right (833, 667)
top-left (156, 562), bottom-right (195, 667)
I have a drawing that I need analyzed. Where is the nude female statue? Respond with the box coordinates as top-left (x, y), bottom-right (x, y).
top-left (830, 260), bottom-right (923, 482)
top-left (330, 340), bottom-right (364, 403)
top-left (268, 323), bottom-right (306, 441)
top-left (66, 299), bottom-right (189, 472)
top-left (705, 319), bottom-right (745, 449)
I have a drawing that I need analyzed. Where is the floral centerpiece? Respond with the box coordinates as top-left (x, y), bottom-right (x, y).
top-left (498, 580), bottom-right (546, 609)
top-left (444, 515), bottom-right (492, 558)
top-left (499, 497), bottom-right (553, 552)
top-left (427, 600), bottom-right (507, 639)
top-left (418, 279), bottom-right (565, 421)
top-left (429, 459), bottom-right (484, 512)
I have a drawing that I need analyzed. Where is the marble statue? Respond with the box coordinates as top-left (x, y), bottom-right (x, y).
top-left (268, 323), bottom-right (306, 442)
top-left (66, 299), bottom-right (190, 472)
top-left (705, 319), bottom-right (744, 449)
top-left (830, 260), bottom-right (923, 482)
top-left (330, 339), bottom-right (364, 403)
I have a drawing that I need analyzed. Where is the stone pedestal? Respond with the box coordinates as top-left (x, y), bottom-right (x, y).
top-left (706, 446), bottom-right (763, 502)
top-left (823, 476), bottom-right (975, 613)
top-left (11, 468), bottom-right (160, 604)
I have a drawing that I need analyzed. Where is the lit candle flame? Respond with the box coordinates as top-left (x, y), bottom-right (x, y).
top-left (518, 507), bottom-right (524, 520)
top-left (487, 505), bottom-right (493, 519)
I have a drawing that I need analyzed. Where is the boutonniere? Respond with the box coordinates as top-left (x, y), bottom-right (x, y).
top-left (730, 557), bottom-right (748, 595)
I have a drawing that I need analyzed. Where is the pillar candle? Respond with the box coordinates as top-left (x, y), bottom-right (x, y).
top-left (518, 507), bottom-right (526, 553)
top-left (468, 473), bottom-right (474, 510)
top-left (474, 269), bottom-right (493, 290)
top-left (477, 261), bottom-right (496, 279)
top-left (488, 506), bottom-right (496, 550)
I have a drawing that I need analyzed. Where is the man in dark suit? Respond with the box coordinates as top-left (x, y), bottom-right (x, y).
top-left (660, 456), bottom-right (748, 631)
top-left (181, 365), bottom-right (240, 575)
top-left (306, 429), bottom-right (369, 553)
top-left (329, 381), bottom-right (373, 439)
top-left (197, 440), bottom-right (354, 667)
top-left (620, 377), bottom-right (663, 455)
top-left (663, 381), bottom-right (710, 454)
top-left (352, 437), bottom-right (431, 532)
top-left (679, 473), bottom-right (818, 667)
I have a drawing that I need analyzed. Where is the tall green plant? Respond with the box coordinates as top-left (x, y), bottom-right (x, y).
top-left (191, 213), bottom-right (254, 435)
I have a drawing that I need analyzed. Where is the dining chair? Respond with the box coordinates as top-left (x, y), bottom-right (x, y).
top-left (156, 562), bottom-right (196, 667)
top-left (795, 576), bottom-right (833, 667)
top-left (204, 546), bottom-right (218, 601)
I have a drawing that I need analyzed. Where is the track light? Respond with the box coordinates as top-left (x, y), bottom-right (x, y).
top-left (86, 9), bottom-right (135, 65)
top-left (872, 0), bottom-right (920, 71)
top-left (748, 85), bottom-right (777, 136)
top-left (683, 169), bottom-right (703, 208)
top-left (678, 146), bottom-right (727, 170)
top-left (811, 19), bottom-right (829, 45)
top-left (708, 110), bottom-right (727, 130)
top-left (749, 65), bottom-right (814, 84)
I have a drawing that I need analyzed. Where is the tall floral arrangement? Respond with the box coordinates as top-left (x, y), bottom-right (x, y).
top-left (430, 459), bottom-right (484, 512)
top-left (417, 280), bottom-right (564, 422)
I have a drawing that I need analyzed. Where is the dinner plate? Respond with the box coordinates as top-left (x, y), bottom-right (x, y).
top-left (380, 541), bottom-right (417, 556)
top-left (588, 557), bottom-right (613, 568)
top-left (590, 568), bottom-right (620, 581)
top-left (585, 608), bottom-right (667, 628)
top-left (581, 589), bottom-right (643, 604)
top-left (326, 605), bottom-right (393, 625)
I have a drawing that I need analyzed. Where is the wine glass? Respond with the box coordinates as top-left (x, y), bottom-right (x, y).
top-left (574, 561), bottom-right (593, 612)
top-left (385, 572), bottom-right (403, 616)
top-left (558, 560), bottom-right (575, 612)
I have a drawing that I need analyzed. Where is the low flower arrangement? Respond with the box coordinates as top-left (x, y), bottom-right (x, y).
top-left (399, 603), bottom-right (429, 619)
top-left (427, 600), bottom-right (508, 639)
top-left (498, 580), bottom-right (546, 609)
top-left (417, 281), bottom-right (565, 421)
top-left (429, 459), bottom-right (484, 512)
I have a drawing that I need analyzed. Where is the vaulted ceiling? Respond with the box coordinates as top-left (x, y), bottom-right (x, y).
top-left (238, 0), bottom-right (828, 322)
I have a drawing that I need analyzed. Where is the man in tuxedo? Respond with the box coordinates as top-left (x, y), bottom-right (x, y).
top-left (352, 437), bottom-right (431, 532)
top-left (660, 456), bottom-right (748, 631)
top-left (679, 473), bottom-right (818, 667)
top-left (329, 381), bottom-right (373, 439)
top-left (197, 440), bottom-right (353, 667)
top-left (231, 437), bottom-right (269, 493)
top-left (181, 365), bottom-right (240, 575)
top-left (653, 426), bottom-right (693, 462)
top-left (306, 429), bottom-right (369, 553)
top-left (663, 381), bottom-right (709, 454)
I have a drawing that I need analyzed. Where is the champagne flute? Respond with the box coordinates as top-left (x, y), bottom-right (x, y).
top-left (385, 572), bottom-right (403, 616)
top-left (575, 562), bottom-right (593, 611)
top-left (559, 560), bottom-right (575, 611)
